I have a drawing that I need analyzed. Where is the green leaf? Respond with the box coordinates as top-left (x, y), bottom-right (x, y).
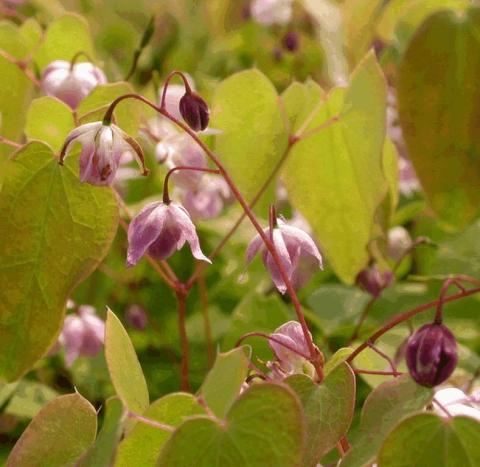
top-left (211, 69), bottom-right (288, 213)
top-left (222, 292), bottom-right (292, 362)
top-left (157, 383), bottom-right (305, 467)
top-left (324, 348), bottom-right (354, 377)
top-left (6, 393), bottom-right (97, 467)
top-left (35, 13), bottom-right (95, 70)
top-left (77, 82), bottom-right (142, 136)
top-left (397, 7), bottom-right (480, 227)
top-left (19, 18), bottom-right (43, 52)
top-left (307, 285), bottom-right (370, 334)
top-left (77, 397), bottom-right (124, 467)
top-left (378, 414), bottom-right (480, 466)
top-left (283, 52), bottom-right (388, 282)
top-left (340, 375), bottom-right (433, 467)
top-left (115, 393), bottom-right (205, 467)
top-left (200, 346), bottom-right (251, 418)
top-left (0, 142), bottom-right (118, 381)
top-left (105, 308), bottom-right (149, 414)
top-left (286, 363), bottom-right (355, 466)
top-left (25, 97), bottom-right (75, 152)
top-left (0, 23), bottom-right (33, 158)
top-left (5, 381), bottom-right (58, 419)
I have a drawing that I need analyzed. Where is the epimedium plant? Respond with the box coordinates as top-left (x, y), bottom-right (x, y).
top-left (1, 1), bottom-right (480, 466)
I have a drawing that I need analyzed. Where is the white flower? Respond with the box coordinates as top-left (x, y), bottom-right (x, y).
top-left (250, 0), bottom-right (293, 26)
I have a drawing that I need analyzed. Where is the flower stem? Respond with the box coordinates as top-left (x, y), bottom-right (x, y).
top-left (198, 271), bottom-right (215, 367)
top-left (128, 411), bottom-right (174, 431)
top-left (162, 165), bottom-right (220, 204)
top-left (176, 287), bottom-right (190, 391)
top-left (159, 70), bottom-right (193, 108)
top-left (69, 51), bottom-right (95, 70)
top-left (347, 285), bottom-right (480, 363)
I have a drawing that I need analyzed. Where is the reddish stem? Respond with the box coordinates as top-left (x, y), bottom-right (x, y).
top-left (162, 165), bottom-right (220, 204)
top-left (176, 288), bottom-right (190, 391)
top-left (347, 286), bottom-right (480, 363)
top-left (198, 270), bottom-right (215, 367)
top-left (128, 411), bottom-right (174, 431)
top-left (159, 70), bottom-right (193, 109)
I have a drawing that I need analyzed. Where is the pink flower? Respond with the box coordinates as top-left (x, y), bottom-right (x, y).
top-left (127, 201), bottom-right (211, 266)
top-left (61, 122), bottom-right (148, 186)
top-left (41, 60), bottom-right (106, 109)
top-left (250, 0), bottom-right (293, 26)
top-left (434, 388), bottom-right (480, 421)
top-left (181, 175), bottom-right (230, 220)
top-left (356, 265), bottom-right (394, 298)
top-left (246, 218), bottom-right (323, 294)
top-left (60, 305), bottom-right (105, 367)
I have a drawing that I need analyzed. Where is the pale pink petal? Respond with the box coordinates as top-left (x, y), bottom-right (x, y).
top-left (245, 229), bottom-right (268, 264)
top-left (280, 223), bottom-right (323, 269)
top-left (126, 202), bottom-right (167, 267)
top-left (263, 228), bottom-right (293, 294)
top-left (169, 203), bottom-right (211, 263)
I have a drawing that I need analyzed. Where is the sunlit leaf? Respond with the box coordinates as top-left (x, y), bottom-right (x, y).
top-left (157, 383), bottom-right (305, 467)
top-left (6, 393), bottom-right (97, 467)
top-left (105, 308), bottom-right (149, 414)
top-left (200, 345), bottom-right (251, 418)
top-left (283, 52), bottom-right (388, 282)
top-left (115, 393), bottom-right (204, 467)
top-left (286, 363), bottom-right (355, 466)
top-left (340, 375), bottom-right (433, 467)
top-left (0, 142), bottom-right (118, 381)
top-left (378, 413), bottom-right (480, 466)
top-left (397, 7), bottom-right (480, 227)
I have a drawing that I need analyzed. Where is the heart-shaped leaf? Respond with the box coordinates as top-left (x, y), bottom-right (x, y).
top-left (0, 142), bottom-right (118, 381)
top-left (286, 363), bottom-right (355, 466)
top-left (157, 383), bottom-right (305, 467)
top-left (340, 375), bottom-right (433, 467)
top-left (378, 413), bottom-right (480, 466)
top-left (397, 7), bottom-right (480, 227)
top-left (200, 346), bottom-right (251, 418)
top-left (6, 393), bottom-right (97, 467)
top-left (115, 393), bottom-right (205, 467)
top-left (105, 308), bottom-right (149, 414)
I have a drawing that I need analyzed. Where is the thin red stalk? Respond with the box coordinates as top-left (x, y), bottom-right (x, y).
top-left (347, 286), bottom-right (480, 363)
top-left (235, 332), bottom-right (311, 360)
top-left (162, 165), bottom-right (220, 204)
top-left (353, 368), bottom-right (404, 376)
top-left (367, 341), bottom-right (398, 375)
top-left (159, 70), bottom-right (192, 108)
top-left (101, 91), bottom-right (324, 381)
top-left (176, 288), bottom-right (190, 391)
top-left (0, 50), bottom-right (39, 86)
top-left (198, 270), bottom-right (215, 367)
top-left (432, 398), bottom-right (452, 419)
top-left (348, 296), bottom-right (376, 344)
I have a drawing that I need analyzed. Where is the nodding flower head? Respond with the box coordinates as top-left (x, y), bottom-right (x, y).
top-left (179, 92), bottom-right (210, 131)
top-left (126, 200), bottom-right (211, 267)
top-left (159, 75), bottom-right (195, 121)
top-left (268, 321), bottom-right (317, 379)
top-left (124, 304), bottom-right (148, 331)
top-left (250, 0), bottom-right (293, 26)
top-left (406, 322), bottom-right (458, 388)
top-left (282, 31), bottom-right (300, 52)
top-left (60, 122), bottom-right (148, 186)
top-left (41, 60), bottom-right (106, 109)
top-left (60, 305), bottom-right (105, 367)
top-left (246, 217), bottom-right (323, 294)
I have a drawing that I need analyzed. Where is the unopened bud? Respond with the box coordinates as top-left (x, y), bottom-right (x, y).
top-left (282, 31), bottom-right (299, 52)
top-left (124, 305), bottom-right (148, 331)
top-left (179, 92), bottom-right (209, 131)
top-left (406, 323), bottom-right (458, 387)
top-left (356, 265), bottom-right (393, 298)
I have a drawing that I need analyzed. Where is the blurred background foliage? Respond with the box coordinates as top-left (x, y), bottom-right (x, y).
top-left (1, 0), bottom-right (480, 462)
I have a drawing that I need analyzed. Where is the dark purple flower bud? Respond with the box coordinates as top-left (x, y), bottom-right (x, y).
top-left (125, 305), bottom-right (148, 331)
top-left (356, 265), bottom-right (393, 298)
top-left (179, 92), bottom-right (210, 132)
top-left (282, 31), bottom-right (299, 52)
top-left (406, 323), bottom-right (458, 387)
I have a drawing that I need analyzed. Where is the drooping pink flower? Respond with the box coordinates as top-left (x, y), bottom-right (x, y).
top-left (388, 226), bottom-right (412, 262)
top-left (181, 175), bottom-right (230, 220)
top-left (270, 321), bottom-right (310, 371)
top-left (246, 218), bottom-right (323, 294)
top-left (127, 201), bottom-right (211, 267)
top-left (61, 122), bottom-right (148, 186)
top-left (60, 305), bottom-right (105, 367)
top-left (41, 60), bottom-right (106, 109)
top-left (356, 265), bottom-right (394, 298)
top-left (250, 0), bottom-right (293, 26)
